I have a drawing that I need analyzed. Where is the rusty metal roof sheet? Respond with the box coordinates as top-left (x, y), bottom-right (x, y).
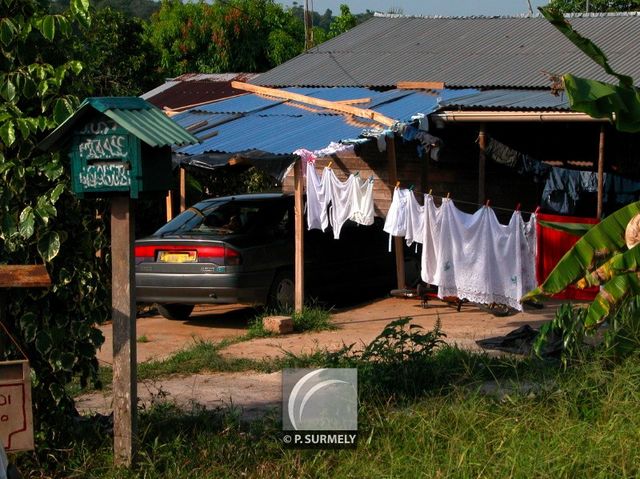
top-left (142, 73), bottom-right (259, 110)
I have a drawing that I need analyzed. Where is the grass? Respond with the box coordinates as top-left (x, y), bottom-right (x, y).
top-left (247, 304), bottom-right (335, 339)
top-left (45, 316), bottom-right (640, 477)
top-left (71, 304), bottom-right (336, 395)
top-left (22, 349), bottom-right (640, 478)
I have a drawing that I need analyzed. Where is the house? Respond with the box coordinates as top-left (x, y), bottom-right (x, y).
top-left (171, 13), bottom-right (640, 219)
top-left (167, 13), bottom-right (640, 302)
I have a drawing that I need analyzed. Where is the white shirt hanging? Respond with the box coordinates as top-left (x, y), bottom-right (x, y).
top-left (305, 162), bottom-right (331, 231)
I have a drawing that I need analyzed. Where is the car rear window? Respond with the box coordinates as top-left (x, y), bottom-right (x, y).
top-left (153, 199), bottom-right (290, 237)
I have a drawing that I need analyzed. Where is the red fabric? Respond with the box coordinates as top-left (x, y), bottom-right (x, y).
top-left (536, 213), bottom-right (600, 300)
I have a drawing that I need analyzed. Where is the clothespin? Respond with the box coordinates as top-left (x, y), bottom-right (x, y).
top-left (534, 206), bottom-right (541, 214)
top-left (327, 161), bottom-right (333, 169)
top-left (446, 192), bottom-right (450, 199)
top-left (428, 188), bottom-right (433, 195)
top-left (354, 171), bottom-right (360, 177)
top-left (515, 203), bottom-right (521, 212)
top-left (485, 199), bottom-right (491, 207)
top-left (368, 175), bottom-right (375, 183)
top-left (395, 181), bottom-right (400, 188)
top-left (408, 184), bottom-right (415, 191)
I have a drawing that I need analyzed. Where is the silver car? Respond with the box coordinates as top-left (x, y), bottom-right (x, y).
top-left (135, 193), bottom-right (396, 320)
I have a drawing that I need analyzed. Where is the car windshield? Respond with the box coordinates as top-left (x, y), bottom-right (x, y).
top-left (153, 198), bottom-right (290, 237)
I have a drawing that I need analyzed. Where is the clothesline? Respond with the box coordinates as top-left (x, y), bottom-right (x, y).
top-left (379, 179), bottom-right (538, 216)
top-left (300, 148), bottom-right (537, 216)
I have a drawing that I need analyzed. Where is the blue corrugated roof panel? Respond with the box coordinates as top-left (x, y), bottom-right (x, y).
top-left (191, 94), bottom-right (283, 113)
top-left (179, 113), bottom-right (376, 155)
top-left (439, 89), bottom-right (571, 111)
top-left (374, 89), bottom-right (478, 120)
top-left (172, 87), bottom-right (499, 156)
top-left (172, 111), bottom-right (239, 129)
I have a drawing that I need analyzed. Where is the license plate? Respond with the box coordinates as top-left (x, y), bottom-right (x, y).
top-left (158, 251), bottom-right (197, 263)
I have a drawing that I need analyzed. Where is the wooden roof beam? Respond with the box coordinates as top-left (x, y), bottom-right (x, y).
top-left (230, 82), bottom-right (396, 127)
top-left (396, 81), bottom-right (445, 90)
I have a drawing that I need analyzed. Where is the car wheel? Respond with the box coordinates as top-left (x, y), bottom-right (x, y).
top-left (156, 303), bottom-right (194, 321)
top-left (268, 271), bottom-right (294, 310)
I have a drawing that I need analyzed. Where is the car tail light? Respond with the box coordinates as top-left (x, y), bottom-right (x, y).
top-left (134, 245), bottom-right (156, 264)
top-left (134, 244), bottom-right (241, 266)
top-left (197, 245), bottom-right (242, 266)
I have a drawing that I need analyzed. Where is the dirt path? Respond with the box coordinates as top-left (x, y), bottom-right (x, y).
top-left (219, 297), bottom-right (557, 360)
top-left (82, 297), bottom-right (562, 417)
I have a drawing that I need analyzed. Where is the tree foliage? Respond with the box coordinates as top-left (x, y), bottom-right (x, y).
top-left (1, 0), bottom-right (109, 445)
top-left (51, 0), bottom-right (161, 19)
top-left (146, 0), bottom-right (305, 77)
top-left (73, 7), bottom-right (163, 96)
top-left (547, 0), bottom-right (640, 12)
top-left (328, 4), bottom-right (357, 39)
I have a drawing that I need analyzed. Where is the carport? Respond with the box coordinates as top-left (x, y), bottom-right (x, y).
top-left (167, 83), bottom-right (476, 311)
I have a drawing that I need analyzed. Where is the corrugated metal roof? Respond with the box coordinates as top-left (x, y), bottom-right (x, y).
top-left (439, 89), bottom-right (571, 110)
top-left (178, 113), bottom-right (376, 155)
top-left (252, 14), bottom-right (640, 88)
top-left (40, 97), bottom-right (198, 151)
top-left (174, 87), bottom-right (478, 156)
top-left (142, 73), bottom-right (259, 110)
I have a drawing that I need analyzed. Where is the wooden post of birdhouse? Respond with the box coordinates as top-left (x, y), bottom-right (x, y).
top-left (37, 97), bottom-right (199, 468)
top-left (110, 196), bottom-right (137, 466)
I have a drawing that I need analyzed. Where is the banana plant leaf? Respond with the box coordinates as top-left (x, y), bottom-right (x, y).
top-left (585, 272), bottom-right (640, 328)
top-left (540, 7), bottom-right (633, 87)
top-left (522, 201), bottom-right (640, 301)
top-left (538, 220), bottom-right (593, 237)
top-left (577, 245), bottom-right (640, 289)
top-left (564, 74), bottom-right (640, 133)
top-left (540, 7), bottom-right (640, 133)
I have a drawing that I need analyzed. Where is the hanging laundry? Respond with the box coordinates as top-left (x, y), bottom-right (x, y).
top-left (536, 212), bottom-right (599, 301)
top-left (349, 176), bottom-right (375, 227)
top-left (604, 174), bottom-right (640, 208)
top-left (485, 137), bottom-right (524, 169)
top-left (305, 162), bottom-right (331, 231)
top-left (384, 188), bottom-right (409, 237)
top-left (327, 170), bottom-right (357, 240)
top-left (404, 190), bottom-right (424, 246)
top-left (384, 187), bottom-right (426, 248)
top-left (421, 197), bottom-right (537, 311)
top-left (485, 137), bottom-right (551, 182)
top-left (541, 168), bottom-right (581, 215)
top-left (313, 142), bottom-right (355, 158)
top-left (519, 156), bottom-right (552, 182)
top-left (293, 148), bottom-right (316, 164)
top-left (421, 194), bottom-right (444, 286)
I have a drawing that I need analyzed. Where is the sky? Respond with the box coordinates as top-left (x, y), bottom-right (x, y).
top-left (286, 0), bottom-right (551, 16)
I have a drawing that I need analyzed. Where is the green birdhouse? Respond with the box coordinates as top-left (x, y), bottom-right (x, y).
top-left (40, 97), bottom-right (198, 199)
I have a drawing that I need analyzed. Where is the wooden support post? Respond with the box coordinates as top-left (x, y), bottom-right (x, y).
top-left (386, 134), bottom-right (406, 290)
top-left (478, 124), bottom-right (487, 205)
top-left (179, 167), bottom-right (186, 213)
top-left (165, 190), bottom-right (174, 222)
top-left (597, 124), bottom-right (606, 219)
top-left (293, 158), bottom-right (305, 313)
top-left (111, 196), bottom-right (137, 467)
